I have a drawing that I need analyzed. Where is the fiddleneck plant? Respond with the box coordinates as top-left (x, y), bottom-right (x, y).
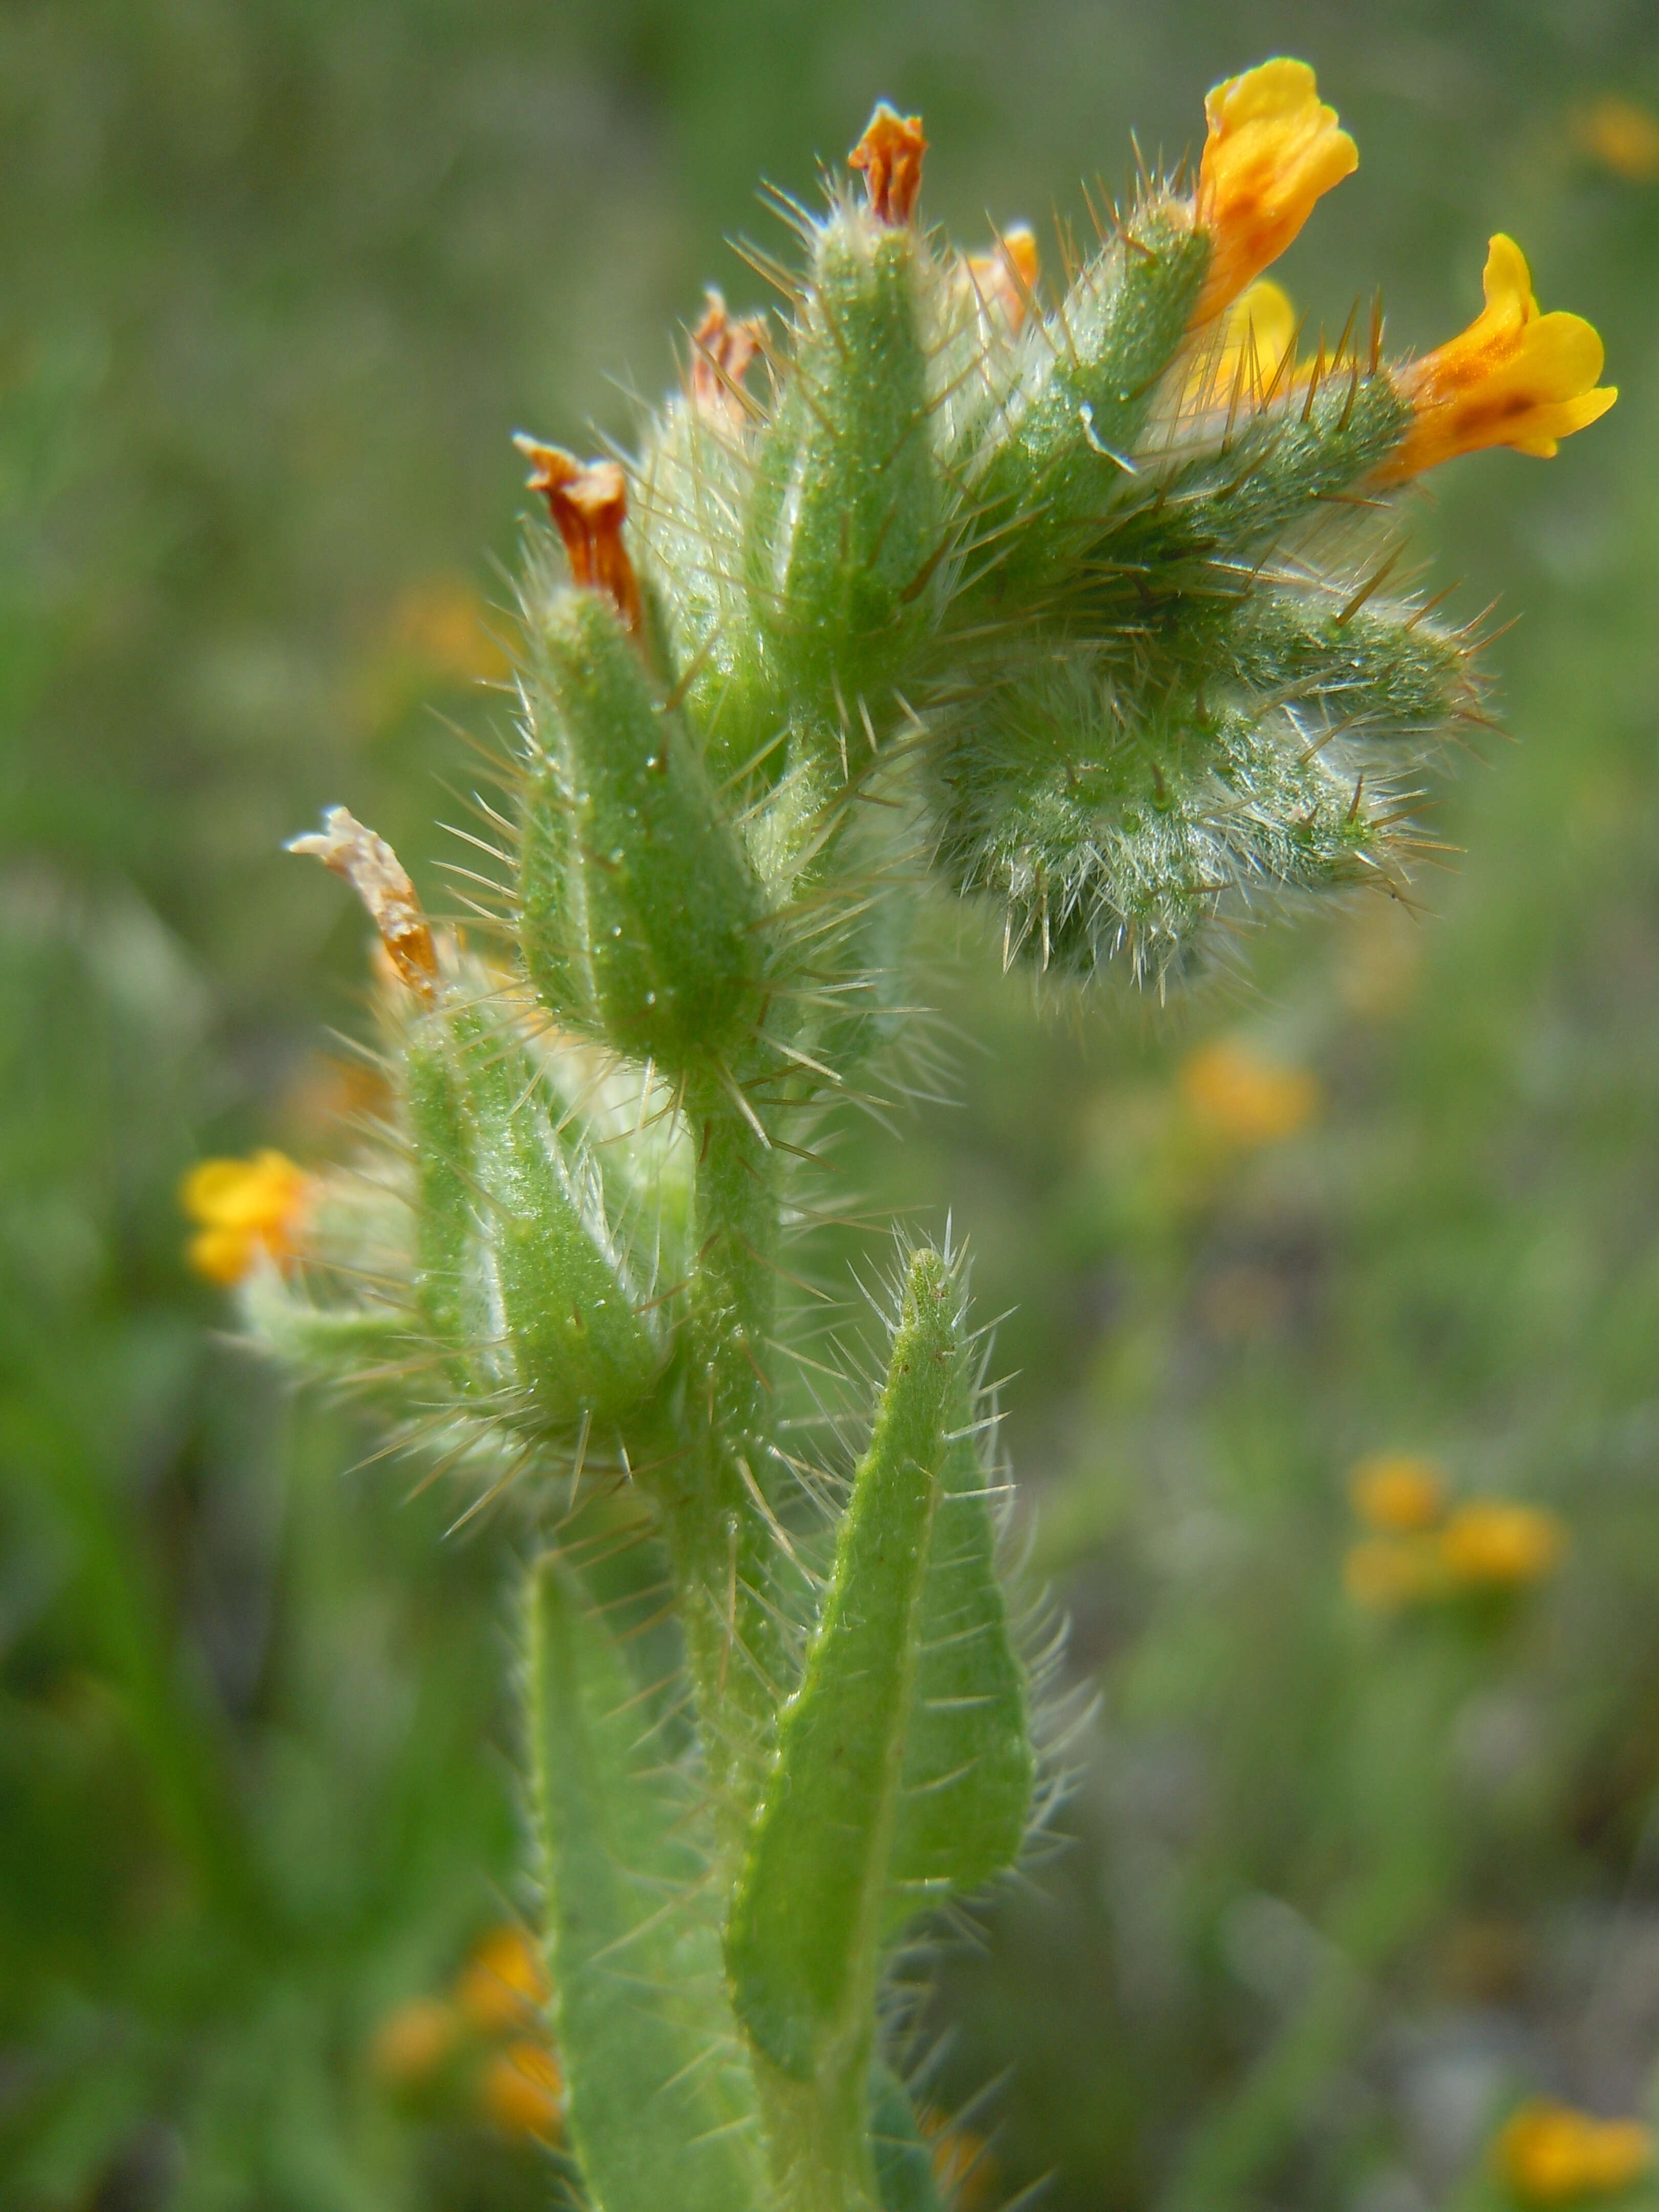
top-left (185, 60), bottom-right (1613, 2212)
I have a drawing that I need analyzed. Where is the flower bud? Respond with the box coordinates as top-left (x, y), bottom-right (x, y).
top-left (743, 106), bottom-right (941, 707)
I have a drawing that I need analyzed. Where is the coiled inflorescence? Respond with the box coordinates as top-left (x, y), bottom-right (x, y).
top-left (186, 60), bottom-right (1613, 2212)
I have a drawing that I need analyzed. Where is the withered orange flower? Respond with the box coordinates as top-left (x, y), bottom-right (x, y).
top-left (287, 806), bottom-right (439, 1000)
top-left (181, 1151), bottom-right (313, 1287)
top-left (689, 289), bottom-right (766, 422)
top-left (964, 224), bottom-right (1041, 333)
top-left (1378, 234), bottom-right (1617, 481)
top-left (848, 101), bottom-right (927, 226)
top-left (1194, 58), bottom-right (1357, 322)
top-left (514, 438), bottom-right (643, 636)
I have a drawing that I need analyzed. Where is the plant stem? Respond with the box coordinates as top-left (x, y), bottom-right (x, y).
top-left (657, 1076), bottom-right (788, 1849)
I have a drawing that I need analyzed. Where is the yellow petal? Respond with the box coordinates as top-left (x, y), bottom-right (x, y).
top-left (1194, 58), bottom-right (1357, 320)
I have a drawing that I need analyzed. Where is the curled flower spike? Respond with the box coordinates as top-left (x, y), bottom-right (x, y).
top-left (1495, 2102), bottom-right (1653, 2204)
top-left (1379, 234), bottom-right (1617, 481)
top-left (964, 224), bottom-right (1041, 333)
top-left (288, 806), bottom-right (440, 1001)
top-left (1194, 58), bottom-right (1357, 322)
top-left (181, 1150), bottom-right (312, 1287)
top-left (514, 439), bottom-right (644, 635)
top-left (848, 101), bottom-right (927, 226)
top-left (689, 289), bottom-right (766, 422)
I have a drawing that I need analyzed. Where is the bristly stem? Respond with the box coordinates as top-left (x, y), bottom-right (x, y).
top-left (657, 1076), bottom-right (787, 1847)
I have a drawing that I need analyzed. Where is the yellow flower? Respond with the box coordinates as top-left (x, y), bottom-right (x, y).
top-left (1187, 278), bottom-right (1298, 409)
top-left (1193, 59), bottom-right (1357, 323)
top-left (1379, 235), bottom-right (1616, 482)
top-left (1438, 1499), bottom-right (1567, 1591)
top-left (964, 224), bottom-right (1041, 333)
top-left (454, 1923), bottom-right (549, 2035)
top-left (369, 1997), bottom-right (456, 2090)
top-left (1343, 1536), bottom-right (1443, 1612)
top-left (1179, 1039), bottom-right (1321, 1148)
top-left (480, 2037), bottom-right (564, 2142)
top-left (179, 1150), bottom-right (312, 1287)
top-left (1495, 2101), bottom-right (1653, 2203)
top-left (1575, 94), bottom-right (1659, 183)
top-left (1349, 1454), bottom-right (1446, 1534)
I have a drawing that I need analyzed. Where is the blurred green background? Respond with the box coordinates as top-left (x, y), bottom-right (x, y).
top-left (6, 3), bottom-right (1659, 2207)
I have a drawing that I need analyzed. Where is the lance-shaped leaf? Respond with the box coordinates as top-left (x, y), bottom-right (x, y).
top-left (526, 1558), bottom-right (765, 2212)
top-left (726, 1245), bottom-right (962, 2081)
top-left (887, 1373), bottom-right (1033, 1920)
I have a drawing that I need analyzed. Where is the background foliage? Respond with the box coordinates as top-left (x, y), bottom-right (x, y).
top-left (5, 3), bottom-right (1659, 2207)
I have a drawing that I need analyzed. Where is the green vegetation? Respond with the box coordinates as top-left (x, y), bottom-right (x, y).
top-left (3, 8), bottom-right (1656, 2212)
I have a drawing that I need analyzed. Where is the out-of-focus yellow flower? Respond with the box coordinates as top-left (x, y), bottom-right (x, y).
top-left (454, 1923), bottom-right (549, 2035)
top-left (921, 2112), bottom-right (997, 2212)
top-left (389, 580), bottom-right (509, 683)
top-left (1193, 59), bottom-right (1357, 322)
top-left (480, 2037), bottom-right (564, 2142)
top-left (1575, 94), bottom-right (1659, 183)
top-left (1188, 279), bottom-right (1298, 409)
top-left (1380, 235), bottom-right (1616, 482)
top-left (1439, 1500), bottom-right (1567, 1591)
top-left (369, 1997), bottom-right (456, 2090)
top-left (180, 1150), bottom-right (312, 1287)
top-left (964, 225), bottom-right (1041, 333)
top-left (1343, 1536), bottom-right (1444, 1612)
top-left (1180, 1039), bottom-right (1321, 1147)
top-left (1495, 2100), bottom-right (1653, 2203)
top-left (1350, 1453), bottom-right (1447, 1534)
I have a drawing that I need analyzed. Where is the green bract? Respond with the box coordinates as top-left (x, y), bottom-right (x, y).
top-left (239, 66), bottom-right (1592, 2210)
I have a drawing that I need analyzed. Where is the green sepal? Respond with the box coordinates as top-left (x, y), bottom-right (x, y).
top-left (1198, 588), bottom-right (1475, 741)
top-left (887, 1373), bottom-right (1032, 1918)
top-left (746, 209), bottom-right (940, 706)
top-left (726, 1245), bottom-right (961, 2080)
top-left (869, 2064), bottom-right (946, 2212)
top-left (403, 1000), bottom-right (666, 1434)
top-left (519, 588), bottom-right (762, 1069)
top-left (964, 202), bottom-right (1209, 591)
top-left (241, 1270), bottom-right (411, 1374)
top-left (1148, 371), bottom-right (1411, 562)
top-left (526, 1556), bottom-right (765, 2212)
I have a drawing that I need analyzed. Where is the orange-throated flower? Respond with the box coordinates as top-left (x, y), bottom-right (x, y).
top-left (1193, 59), bottom-right (1357, 323)
top-left (1379, 233), bottom-right (1617, 481)
top-left (181, 1150), bottom-right (312, 1287)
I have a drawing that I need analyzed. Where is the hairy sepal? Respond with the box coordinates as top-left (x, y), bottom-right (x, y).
top-left (403, 998), bottom-right (667, 1435)
top-left (518, 587), bottom-right (763, 1069)
top-left (746, 205), bottom-right (941, 709)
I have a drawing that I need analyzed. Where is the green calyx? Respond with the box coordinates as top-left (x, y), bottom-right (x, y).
top-left (518, 587), bottom-right (763, 1071)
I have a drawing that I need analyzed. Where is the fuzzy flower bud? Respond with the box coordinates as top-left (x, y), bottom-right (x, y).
top-left (1378, 235), bottom-right (1617, 481)
top-left (1193, 59), bottom-right (1357, 322)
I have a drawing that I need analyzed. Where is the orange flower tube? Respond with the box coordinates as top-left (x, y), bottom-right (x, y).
top-left (1194, 59), bottom-right (1357, 322)
top-left (1379, 234), bottom-right (1617, 481)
